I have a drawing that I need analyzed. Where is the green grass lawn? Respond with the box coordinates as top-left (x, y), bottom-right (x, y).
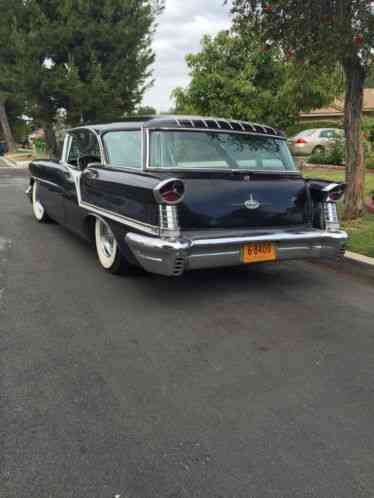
top-left (303, 168), bottom-right (374, 258)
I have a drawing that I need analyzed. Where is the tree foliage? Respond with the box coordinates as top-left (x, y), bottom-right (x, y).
top-left (231, 0), bottom-right (374, 219)
top-left (0, 0), bottom-right (23, 151)
top-left (172, 30), bottom-right (342, 130)
top-left (0, 0), bottom-right (163, 157)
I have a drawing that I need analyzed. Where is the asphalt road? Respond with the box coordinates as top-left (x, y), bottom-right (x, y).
top-left (1, 168), bottom-right (374, 498)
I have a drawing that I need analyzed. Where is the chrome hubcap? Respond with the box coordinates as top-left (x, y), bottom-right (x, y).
top-left (33, 184), bottom-right (45, 219)
top-left (100, 222), bottom-right (115, 257)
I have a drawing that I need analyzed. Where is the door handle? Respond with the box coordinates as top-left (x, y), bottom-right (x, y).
top-left (84, 169), bottom-right (98, 180)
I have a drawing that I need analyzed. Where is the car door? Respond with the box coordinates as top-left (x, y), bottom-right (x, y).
top-left (36, 160), bottom-right (66, 223)
top-left (62, 130), bottom-right (102, 234)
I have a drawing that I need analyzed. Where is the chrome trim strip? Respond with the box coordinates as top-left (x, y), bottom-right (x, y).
top-left (31, 176), bottom-right (60, 189)
top-left (80, 201), bottom-right (160, 235)
top-left (189, 230), bottom-right (348, 248)
top-left (147, 167), bottom-right (300, 175)
top-left (62, 134), bottom-right (72, 163)
top-left (323, 183), bottom-right (341, 192)
top-left (146, 128), bottom-right (151, 169)
top-left (145, 126), bottom-right (285, 140)
top-left (190, 251), bottom-right (240, 258)
top-left (85, 127), bottom-right (107, 165)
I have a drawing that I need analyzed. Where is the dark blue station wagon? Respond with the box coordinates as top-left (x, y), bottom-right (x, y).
top-left (27, 116), bottom-right (347, 277)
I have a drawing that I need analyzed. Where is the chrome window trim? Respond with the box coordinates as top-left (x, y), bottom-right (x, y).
top-left (62, 134), bottom-right (72, 163)
top-left (145, 126), bottom-right (286, 140)
top-left (100, 127), bottom-right (144, 171)
top-left (64, 128), bottom-right (105, 166)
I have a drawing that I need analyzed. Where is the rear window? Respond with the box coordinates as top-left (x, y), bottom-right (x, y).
top-left (295, 129), bottom-right (316, 138)
top-left (149, 131), bottom-right (297, 172)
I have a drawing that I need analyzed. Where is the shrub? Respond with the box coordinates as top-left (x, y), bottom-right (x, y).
top-left (327, 141), bottom-right (345, 165)
top-left (366, 160), bottom-right (374, 170)
top-left (308, 150), bottom-right (326, 165)
top-left (308, 140), bottom-right (344, 166)
top-left (34, 138), bottom-right (47, 154)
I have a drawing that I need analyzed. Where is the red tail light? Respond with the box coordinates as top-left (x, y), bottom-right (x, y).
top-left (154, 179), bottom-right (185, 205)
top-left (295, 138), bottom-right (307, 145)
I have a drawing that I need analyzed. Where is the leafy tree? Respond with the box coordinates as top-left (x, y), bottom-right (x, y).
top-left (231, 0), bottom-right (374, 220)
top-left (172, 30), bottom-right (341, 131)
top-left (132, 105), bottom-right (157, 115)
top-left (3, 0), bottom-right (163, 158)
top-left (0, 0), bottom-right (23, 152)
top-left (0, 97), bottom-right (17, 153)
top-left (365, 63), bottom-right (374, 88)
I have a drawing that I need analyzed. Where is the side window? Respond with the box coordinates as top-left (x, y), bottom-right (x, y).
top-left (320, 130), bottom-right (335, 139)
top-left (103, 130), bottom-right (142, 169)
top-left (67, 131), bottom-right (101, 168)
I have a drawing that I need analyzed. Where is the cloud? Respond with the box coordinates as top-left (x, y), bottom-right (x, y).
top-left (142, 0), bottom-right (232, 112)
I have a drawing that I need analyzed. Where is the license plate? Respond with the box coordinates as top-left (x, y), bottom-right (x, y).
top-left (242, 242), bottom-right (277, 264)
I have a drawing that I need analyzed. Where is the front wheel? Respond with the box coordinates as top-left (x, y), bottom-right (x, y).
top-left (32, 181), bottom-right (49, 222)
top-left (94, 218), bottom-right (129, 275)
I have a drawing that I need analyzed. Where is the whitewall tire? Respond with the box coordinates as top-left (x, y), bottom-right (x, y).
top-left (32, 181), bottom-right (49, 222)
top-left (95, 218), bottom-right (127, 274)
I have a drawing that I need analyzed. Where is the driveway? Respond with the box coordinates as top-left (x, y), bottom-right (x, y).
top-left (1, 169), bottom-right (374, 498)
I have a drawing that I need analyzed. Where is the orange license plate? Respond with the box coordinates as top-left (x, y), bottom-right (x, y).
top-left (242, 242), bottom-right (277, 264)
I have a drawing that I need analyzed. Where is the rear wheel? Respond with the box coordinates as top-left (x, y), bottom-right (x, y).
top-left (32, 181), bottom-right (49, 222)
top-left (313, 145), bottom-right (325, 155)
top-left (94, 218), bottom-right (129, 274)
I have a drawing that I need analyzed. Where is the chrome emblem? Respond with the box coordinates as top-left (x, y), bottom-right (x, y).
top-left (244, 195), bottom-right (261, 210)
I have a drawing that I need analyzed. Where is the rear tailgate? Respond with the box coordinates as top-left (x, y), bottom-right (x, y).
top-left (177, 174), bottom-right (311, 230)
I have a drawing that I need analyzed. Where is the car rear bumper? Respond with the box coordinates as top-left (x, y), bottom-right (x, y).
top-left (125, 228), bottom-right (348, 277)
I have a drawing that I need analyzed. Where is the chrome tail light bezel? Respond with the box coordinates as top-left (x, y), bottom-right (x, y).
top-left (153, 178), bottom-right (185, 206)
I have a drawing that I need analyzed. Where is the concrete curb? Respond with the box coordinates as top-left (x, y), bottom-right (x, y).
top-left (317, 251), bottom-right (374, 282)
top-left (0, 156), bottom-right (17, 168)
top-left (1, 156), bottom-right (31, 168)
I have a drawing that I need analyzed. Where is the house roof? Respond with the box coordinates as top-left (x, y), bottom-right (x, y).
top-left (300, 88), bottom-right (374, 118)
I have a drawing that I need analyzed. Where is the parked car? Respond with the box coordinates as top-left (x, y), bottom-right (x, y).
top-left (26, 116), bottom-right (347, 277)
top-left (289, 128), bottom-right (344, 156)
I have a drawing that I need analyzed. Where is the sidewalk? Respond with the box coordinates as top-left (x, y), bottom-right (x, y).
top-left (0, 155), bottom-right (31, 168)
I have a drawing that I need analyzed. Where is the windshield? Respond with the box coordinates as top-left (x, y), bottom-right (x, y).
top-left (149, 131), bottom-right (297, 172)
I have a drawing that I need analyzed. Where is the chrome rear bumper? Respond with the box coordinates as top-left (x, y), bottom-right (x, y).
top-left (125, 229), bottom-right (348, 277)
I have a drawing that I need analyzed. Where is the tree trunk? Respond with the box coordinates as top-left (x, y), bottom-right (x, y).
top-left (342, 59), bottom-right (366, 220)
top-left (43, 122), bottom-right (60, 160)
top-left (0, 100), bottom-right (17, 153)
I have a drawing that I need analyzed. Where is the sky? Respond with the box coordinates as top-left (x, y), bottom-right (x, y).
top-left (142, 0), bottom-right (233, 112)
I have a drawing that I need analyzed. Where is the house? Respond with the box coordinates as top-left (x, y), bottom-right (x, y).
top-left (300, 88), bottom-right (374, 122)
